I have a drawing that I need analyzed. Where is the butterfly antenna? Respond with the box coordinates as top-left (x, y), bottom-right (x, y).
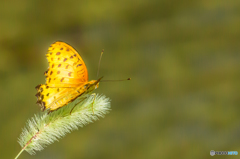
top-left (101, 78), bottom-right (131, 82)
top-left (95, 76), bottom-right (104, 83)
top-left (97, 49), bottom-right (104, 78)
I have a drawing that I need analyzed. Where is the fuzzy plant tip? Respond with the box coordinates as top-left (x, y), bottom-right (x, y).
top-left (17, 94), bottom-right (111, 156)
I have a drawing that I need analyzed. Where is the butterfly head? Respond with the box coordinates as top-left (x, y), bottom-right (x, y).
top-left (83, 76), bottom-right (103, 94)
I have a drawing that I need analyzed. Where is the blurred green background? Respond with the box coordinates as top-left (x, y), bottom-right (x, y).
top-left (1, 0), bottom-right (240, 158)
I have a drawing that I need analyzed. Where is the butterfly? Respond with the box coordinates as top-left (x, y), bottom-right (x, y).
top-left (35, 41), bottom-right (102, 112)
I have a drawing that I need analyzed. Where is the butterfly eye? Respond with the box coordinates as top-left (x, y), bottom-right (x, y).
top-left (84, 84), bottom-right (89, 89)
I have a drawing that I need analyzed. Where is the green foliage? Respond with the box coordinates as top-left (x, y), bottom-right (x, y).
top-left (17, 94), bottom-right (111, 155)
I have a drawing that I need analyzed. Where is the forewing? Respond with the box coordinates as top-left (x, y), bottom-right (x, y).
top-left (45, 41), bottom-right (89, 87)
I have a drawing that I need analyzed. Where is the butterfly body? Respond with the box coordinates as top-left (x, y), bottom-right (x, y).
top-left (36, 42), bottom-right (101, 112)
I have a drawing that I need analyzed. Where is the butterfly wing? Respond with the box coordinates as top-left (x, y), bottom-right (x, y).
top-left (45, 41), bottom-right (88, 87)
top-left (36, 41), bottom-right (90, 111)
top-left (35, 84), bottom-right (88, 111)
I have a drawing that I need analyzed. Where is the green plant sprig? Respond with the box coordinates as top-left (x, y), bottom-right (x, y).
top-left (15, 94), bottom-right (111, 158)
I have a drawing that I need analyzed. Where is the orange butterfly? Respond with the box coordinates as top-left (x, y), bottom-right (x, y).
top-left (35, 42), bottom-right (102, 112)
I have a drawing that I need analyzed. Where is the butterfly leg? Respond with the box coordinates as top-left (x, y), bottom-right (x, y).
top-left (70, 97), bottom-right (87, 115)
top-left (91, 93), bottom-right (97, 114)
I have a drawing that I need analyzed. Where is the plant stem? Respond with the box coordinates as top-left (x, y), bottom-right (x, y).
top-left (15, 132), bottom-right (38, 159)
top-left (14, 148), bottom-right (25, 159)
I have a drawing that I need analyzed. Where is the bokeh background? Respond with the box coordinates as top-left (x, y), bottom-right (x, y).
top-left (1, 0), bottom-right (240, 158)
